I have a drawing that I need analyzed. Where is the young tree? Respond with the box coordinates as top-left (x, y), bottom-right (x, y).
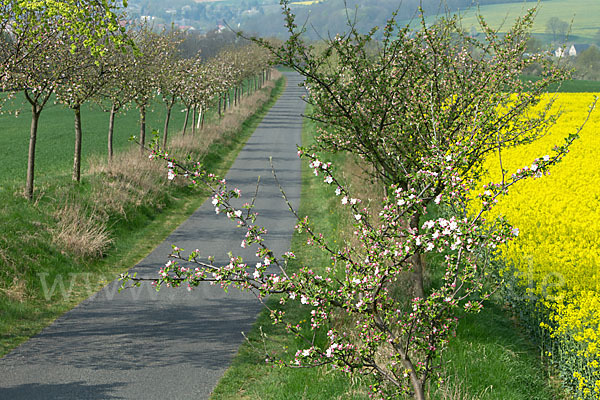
top-left (56, 42), bottom-right (111, 182)
top-left (9, 22), bottom-right (72, 199)
top-left (155, 30), bottom-right (186, 149)
top-left (94, 41), bottom-right (136, 162)
top-left (255, 3), bottom-right (572, 299)
top-left (1, 0), bottom-right (129, 197)
top-left (129, 24), bottom-right (162, 151)
top-left (178, 57), bottom-right (198, 136)
top-left (191, 57), bottom-right (217, 133)
top-left (179, 55), bottom-right (208, 136)
top-left (1, 0), bottom-right (127, 93)
top-left (122, 3), bottom-right (587, 399)
top-left (545, 16), bottom-right (568, 42)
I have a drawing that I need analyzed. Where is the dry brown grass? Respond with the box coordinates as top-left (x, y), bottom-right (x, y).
top-left (88, 149), bottom-right (173, 218)
top-left (343, 155), bottom-right (384, 219)
top-left (51, 201), bottom-right (112, 259)
top-left (0, 274), bottom-right (27, 303)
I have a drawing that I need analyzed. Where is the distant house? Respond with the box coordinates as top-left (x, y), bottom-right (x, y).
top-left (555, 44), bottom-right (592, 57)
top-left (242, 7), bottom-right (259, 17)
top-left (176, 25), bottom-right (196, 32)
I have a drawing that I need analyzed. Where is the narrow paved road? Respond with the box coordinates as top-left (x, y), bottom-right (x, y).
top-left (0, 72), bottom-right (305, 400)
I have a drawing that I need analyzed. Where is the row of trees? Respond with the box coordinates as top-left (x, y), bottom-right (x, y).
top-left (1, 3), bottom-right (274, 199)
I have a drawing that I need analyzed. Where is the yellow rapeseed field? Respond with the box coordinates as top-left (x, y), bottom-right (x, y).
top-left (478, 93), bottom-right (600, 399)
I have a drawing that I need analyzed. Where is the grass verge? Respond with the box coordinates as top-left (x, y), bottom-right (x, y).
top-left (0, 71), bottom-right (286, 357)
top-left (210, 107), bottom-right (569, 400)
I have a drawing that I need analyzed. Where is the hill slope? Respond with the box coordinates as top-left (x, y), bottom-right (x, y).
top-left (124, 1), bottom-right (599, 43)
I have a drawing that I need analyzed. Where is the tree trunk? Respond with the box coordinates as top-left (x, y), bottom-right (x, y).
top-left (182, 106), bottom-right (190, 135)
top-left (410, 213), bottom-right (426, 299)
top-left (108, 103), bottom-right (116, 163)
top-left (192, 106), bottom-right (196, 136)
top-left (139, 104), bottom-right (146, 152)
top-left (200, 105), bottom-right (205, 130)
top-left (410, 376), bottom-right (426, 400)
top-left (25, 105), bottom-right (41, 200)
top-left (72, 105), bottom-right (83, 182)
top-left (218, 96), bottom-right (222, 118)
top-left (162, 104), bottom-right (172, 150)
top-left (196, 107), bottom-right (201, 130)
top-left (397, 349), bottom-right (426, 400)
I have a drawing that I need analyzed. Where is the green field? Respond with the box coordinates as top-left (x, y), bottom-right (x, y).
top-left (0, 95), bottom-right (187, 185)
top-left (417, 0), bottom-right (600, 42)
top-left (521, 76), bottom-right (600, 92)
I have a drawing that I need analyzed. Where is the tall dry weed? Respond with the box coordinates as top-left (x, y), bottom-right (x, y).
top-left (0, 276), bottom-right (27, 302)
top-left (88, 149), bottom-right (173, 218)
top-left (430, 375), bottom-right (492, 400)
top-left (51, 201), bottom-right (112, 259)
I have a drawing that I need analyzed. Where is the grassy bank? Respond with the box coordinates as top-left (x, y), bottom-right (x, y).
top-left (210, 109), bottom-right (568, 399)
top-left (0, 72), bottom-right (286, 357)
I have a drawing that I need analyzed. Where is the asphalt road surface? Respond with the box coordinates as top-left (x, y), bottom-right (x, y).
top-left (0, 71), bottom-right (305, 400)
